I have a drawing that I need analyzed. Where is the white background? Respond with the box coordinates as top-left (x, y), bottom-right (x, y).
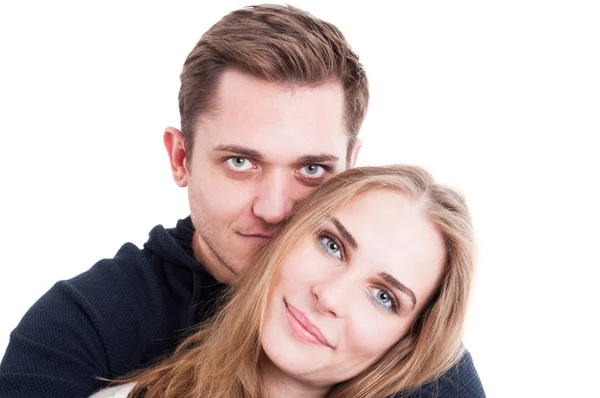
top-left (1, 1), bottom-right (599, 396)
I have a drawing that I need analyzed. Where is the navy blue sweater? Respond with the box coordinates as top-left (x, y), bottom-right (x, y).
top-left (0, 217), bottom-right (485, 397)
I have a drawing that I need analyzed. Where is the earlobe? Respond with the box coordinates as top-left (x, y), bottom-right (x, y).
top-left (349, 139), bottom-right (362, 168)
top-left (164, 127), bottom-right (188, 187)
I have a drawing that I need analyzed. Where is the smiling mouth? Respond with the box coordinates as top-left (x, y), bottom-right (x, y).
top-left (285, 300), bottom-right (331, 348)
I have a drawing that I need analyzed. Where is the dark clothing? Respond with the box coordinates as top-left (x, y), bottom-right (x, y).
top-left (0, 217), bottom-right (485, 397)
top-left (397, 351), bottom-right (485, 397)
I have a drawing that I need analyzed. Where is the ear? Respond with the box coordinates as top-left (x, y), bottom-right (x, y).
top-left (348, 138), bottom-right (362, 168)
top-left (164, 127), bottom-right (188, 187)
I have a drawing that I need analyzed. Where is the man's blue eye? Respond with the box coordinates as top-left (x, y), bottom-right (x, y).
top-left (300, 164), bottom-right (325, 179)
top-left (226, 157), bottom-right (253, 171)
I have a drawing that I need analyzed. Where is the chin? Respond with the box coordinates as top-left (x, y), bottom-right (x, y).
top-left (261, 328), bottom-right (320, 379)
top-left (265, 343), bottom-right (316, 377)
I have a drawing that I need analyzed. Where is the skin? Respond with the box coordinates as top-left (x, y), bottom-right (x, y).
top-left (260, 189), bottom-right (446, 397)
top-left (165, 69), bottom-right (361, 282)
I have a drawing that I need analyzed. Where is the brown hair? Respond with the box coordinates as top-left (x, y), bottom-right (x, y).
top-left (124, 165), bottom-right (476, 397)
top-left (178, 4), bottom-right (369, 164)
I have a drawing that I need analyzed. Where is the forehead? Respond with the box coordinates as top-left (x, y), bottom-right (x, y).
top-left (335, 189), bottom-right (445, 302)
top-left (195, 69), bottom-right (349, 164)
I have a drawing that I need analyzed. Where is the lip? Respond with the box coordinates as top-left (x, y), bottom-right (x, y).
top-left (238, 232), bottom-right (273, 239)
top-left (285, 300), bottom-right (332, 348)
top-left (236, 232), bottom-right (273, 246)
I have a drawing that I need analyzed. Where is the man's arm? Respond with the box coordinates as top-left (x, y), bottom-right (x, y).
top-left (1, 278), bottom-right (111, 396)
top-left (0, 243), bottom-right (184, 397)
top-left (392, 350), bottom-right (485, 398)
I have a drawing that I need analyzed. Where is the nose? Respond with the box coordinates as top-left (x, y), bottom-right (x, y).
top-left (252, 169), bottom-right (295, 225)
top-left (311, 271), bottom-right (349, 318)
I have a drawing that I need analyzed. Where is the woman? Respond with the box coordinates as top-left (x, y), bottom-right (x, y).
top-left (92, 165), bottom-right (475, 398)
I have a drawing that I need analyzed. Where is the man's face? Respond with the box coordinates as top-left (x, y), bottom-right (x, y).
top-left (167, 69), bottom-right (358, 282)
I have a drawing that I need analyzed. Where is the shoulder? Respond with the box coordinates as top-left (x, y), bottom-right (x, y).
top-left (392, 350), bottom-right (486, 398)
top-left (57, 241), bottom-right (163, 315)
top-left (89, 382), bottom-right (136, 398)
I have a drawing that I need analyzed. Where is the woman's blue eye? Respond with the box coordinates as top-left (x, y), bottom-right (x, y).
top-left (318, 234), bottom-right (343, 260)
top-left (367, 286), bottom-right (396, 312)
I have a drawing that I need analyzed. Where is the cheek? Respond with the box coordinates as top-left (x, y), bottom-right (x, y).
top-left (345, 309), bottom-right (408, 360)
top-left (278, 243), bottom-right (327, 287)
top-left (189, 165), bottom-right (254, 219)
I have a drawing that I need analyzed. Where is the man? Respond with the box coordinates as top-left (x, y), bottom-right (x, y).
top-left (0, 5), bottom-right (484, 397)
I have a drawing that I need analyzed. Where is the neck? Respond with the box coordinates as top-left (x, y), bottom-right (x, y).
top-left (260, 356), bottom-right (330, 398)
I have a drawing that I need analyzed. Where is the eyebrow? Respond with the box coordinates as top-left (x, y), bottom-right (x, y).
top-left (331, 217), bottom-right (358, 249)
top-left (214, 145), bottom-right (339, 165)
top-left (378, 272), bottom-right (417, 310)
top-left (214, 144), bottom-right (263, 159)
top-left (297, 154), bottom-right (340, 165)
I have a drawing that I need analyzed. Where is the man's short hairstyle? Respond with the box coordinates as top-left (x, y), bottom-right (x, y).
top-left (179, 4), bottom-right (369, 163)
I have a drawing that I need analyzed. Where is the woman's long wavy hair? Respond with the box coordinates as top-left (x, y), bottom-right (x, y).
top-left (124, 165), bottom-right (476, 398)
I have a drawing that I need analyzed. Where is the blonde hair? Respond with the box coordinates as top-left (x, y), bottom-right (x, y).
top-left (125, 165), bottom-right (475, 398)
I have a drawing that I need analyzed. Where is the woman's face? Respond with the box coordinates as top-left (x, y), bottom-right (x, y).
top-left (260, 189), bottom-right (446, 388)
